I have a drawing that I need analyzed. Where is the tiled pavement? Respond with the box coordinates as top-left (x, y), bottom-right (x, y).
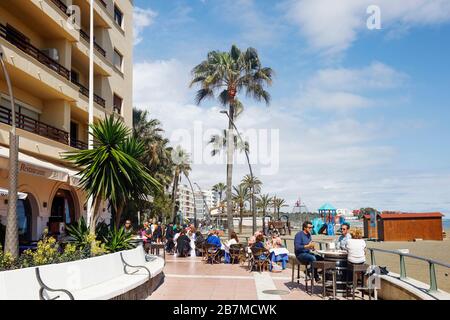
top-left (148, 254), bottom-right (326, 300)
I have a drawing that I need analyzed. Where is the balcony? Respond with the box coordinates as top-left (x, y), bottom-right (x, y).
top-left (70, 77), bottom-right (106, 108)
top-left (0, 105), bottom-right (68, 145)
top-left (0, 23), bottom-right (70, 80)
top-left (70, 138), bottom-right (88, 150)
top-left (79, 29), bottom-right (106, 57)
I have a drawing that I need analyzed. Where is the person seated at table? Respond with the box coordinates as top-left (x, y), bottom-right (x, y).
top-left (335, 222), bottom-right (352, 250)
top-left (194, 231), bottom-right (205, 257)
top-left (223, 231), bottom-right (239, 263)
top-left (271, 231), bottom-right (283, 248)
top-left (206, 230), bottom-right (222, 247)
top-left (294, 221), bottom-right (322, 281)
top-left (346, 229), bottom-right (366, 264)
top-left (176, 229), bottom-right (191, 257)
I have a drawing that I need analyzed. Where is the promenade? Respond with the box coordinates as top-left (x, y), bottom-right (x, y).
top-left (147, 254), bottom-right (366, 300)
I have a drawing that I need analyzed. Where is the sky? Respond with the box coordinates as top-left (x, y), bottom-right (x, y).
top-left (131, 0), bottom-right (450, 217)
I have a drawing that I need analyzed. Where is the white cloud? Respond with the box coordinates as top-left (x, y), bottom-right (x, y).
top-left (297, 62), bottom-right (408, 111)
top-left (285, 0), bottom-right (450, 55)
top-left (133, 59), bottom-right (450, 216)
top-left (134, 7), bottom-right (157, 45)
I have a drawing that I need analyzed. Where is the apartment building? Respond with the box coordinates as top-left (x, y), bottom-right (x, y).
top-left (0, 0), bottom-right (133, 243)
top-left (176, 184), bottom-right (195, 220)
top-left (194, 189), bottom-right (216, 221)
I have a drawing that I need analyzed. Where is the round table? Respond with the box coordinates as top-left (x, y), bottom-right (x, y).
top-left (316, 250), bottom-right (350, 296)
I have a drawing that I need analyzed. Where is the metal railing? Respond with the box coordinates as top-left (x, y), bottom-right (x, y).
top-left (50, 0), bottom-right (69, 16)
top-left (70, 78), bottom-right (106, 108)
top-left (0, 23), bottom-right (70, 80)
top-left (275, 237), bottom-right (449, 294)
top-left (70, 138), bottom-right (88, 150)
top-left (368, 247), bottom-right (450, 293)
top-left (0, 105), bottom-right (69, 145)
top-left (79, 29), bottom-right (106, 57)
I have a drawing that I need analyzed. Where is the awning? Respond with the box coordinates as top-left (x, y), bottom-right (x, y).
top-left (0, 146), bottom-right (80, 185)
top-left (0, 187), bottom-right (28, 200)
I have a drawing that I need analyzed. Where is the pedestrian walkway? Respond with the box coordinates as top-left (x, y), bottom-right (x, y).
top-left (148, 254), bottom-right (322, 300)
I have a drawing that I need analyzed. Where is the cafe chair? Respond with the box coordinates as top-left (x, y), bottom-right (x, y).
top-left (347, 263), bottom-right (372, 300)
top-left (291, 259), bottom-right (313, 293)
top-left (229, 243), bottom-right (246, 264)
top-left (312, 260), bottom-right (337, 298)
top-left (250, 247), bottom-right (271, 272)
top-left (204, 243), bottom-right (221, 264)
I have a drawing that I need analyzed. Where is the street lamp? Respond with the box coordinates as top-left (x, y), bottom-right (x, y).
top-left (219, 110), bottom-right (257, 234)
top-left (0, 52), bottom-right (19, 258)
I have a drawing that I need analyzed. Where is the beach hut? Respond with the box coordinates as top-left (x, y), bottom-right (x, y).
top-left (363, 212), bottom-right (444, 241)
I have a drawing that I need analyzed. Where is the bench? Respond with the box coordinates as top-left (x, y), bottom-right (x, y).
top-left (0, 246), bottom-right (165, 300)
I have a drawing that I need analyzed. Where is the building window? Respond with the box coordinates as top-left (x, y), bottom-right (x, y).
top-left (113, 49), bottom-right (123, 71)
top-left (113, 94), bottom-right (123, 114)
top-left (114, 5), bottom-right (123, 28)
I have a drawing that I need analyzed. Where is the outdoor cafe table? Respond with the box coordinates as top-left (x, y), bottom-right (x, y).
top-left (315, 249), bottom-right (350, 296)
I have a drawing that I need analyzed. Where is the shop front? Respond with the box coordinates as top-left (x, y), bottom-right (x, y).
top-left (0, 146), bottom-right (110, 243)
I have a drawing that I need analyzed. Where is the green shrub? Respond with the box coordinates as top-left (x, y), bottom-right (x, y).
top-left (0, 244), bottom-right (16, 271)
top-left (104, 227), bottom-right (133, 252)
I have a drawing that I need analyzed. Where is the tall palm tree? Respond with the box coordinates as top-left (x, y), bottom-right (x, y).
top-left (64, 115), bottom-right (160, 235)
top-left (191, 44), bottom-right (273, 238)
top-left (241, 175), bottom-right (262, 229)
top-left (233, 184), bottom-right (249, 234)
top-left (272, 196), bottom-right (288, 220)
top-left (212, 182), bottom-right (226, 227)
top-left (257, 193), bottom-right (271, 218)
top-left (133, 108), bottom-right (174, 189)
top-left (170, 146), bottom-right (191, 223)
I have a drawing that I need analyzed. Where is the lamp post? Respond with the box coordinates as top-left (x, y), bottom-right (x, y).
top-left (220, 110), bottom-right (257, 234)
top-left (194, 183), bottom-right (211, 228)
top-left (1, 53), bottom-right (19, 258)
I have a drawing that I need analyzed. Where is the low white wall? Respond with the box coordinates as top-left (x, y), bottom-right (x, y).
top-left (0, 246), bottom-right (164, 300)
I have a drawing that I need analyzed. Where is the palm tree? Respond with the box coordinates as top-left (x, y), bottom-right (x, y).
top-left (64, 115), bottom-right (160, 235)
top-left (212, 182), bottom-right (226, 228)
top-left (257, 193), bottom-right (271, 218)
top-left (170, 146), bottom-right (191, 223)
top-left (232, 184), bottom-right (249, 234)
top-left (191, 44), bottom-right (273, 238)
top-left (133, 108), bottom-right (174, 189)
top-left (241, 175), bottom-right (262, 230)
top-left (272, 196), bottom-right (288, 220)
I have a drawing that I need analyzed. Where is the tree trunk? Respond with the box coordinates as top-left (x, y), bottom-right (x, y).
top-left (226, 103), bottom-right (235, 239)
top-left (239, 206), bottom-right (243, 234)
top-left (170, 170), bottom-right (180, 223)
top-left (115, 203), bottom-right (125, 229)
top-left (218, 193), bottom-right (222, 228)
top-left (90, 198), bottom-right (102, 236)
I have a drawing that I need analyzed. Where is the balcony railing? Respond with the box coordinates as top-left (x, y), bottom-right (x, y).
top-left (0, 23), bottom-right (70, 80)
top-left (70, 138), bottom-right (88, 150)
top-left (70, 78), bottom-right (106, 108)
top-left (0, 105), bottom-right (69, 145)
top-left (79, 29), bottom-right (106, 57)
top-left (50, 0), bottom-right (69, 16)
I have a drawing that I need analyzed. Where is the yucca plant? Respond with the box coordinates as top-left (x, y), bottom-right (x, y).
top-left (103, 227), bottom-right (133, 253)
top-left (65, 217), bottom-right (109, 249)
top-left (64, 115), bottom-right (161, 236)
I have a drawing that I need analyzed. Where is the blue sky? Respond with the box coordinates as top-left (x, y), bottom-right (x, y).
top-left (132, 0), bottom-right (450, 217)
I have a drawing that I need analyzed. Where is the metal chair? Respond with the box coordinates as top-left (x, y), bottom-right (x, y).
top-left (312, 260), bottom-right (337, 298)
top-left (250, 247), bottom-right (271, 272)
top-left (347, 263), bottom-right (371, 300)
top-left (204, 243), bottom-right (221, 264)
top-left (229, 243), bottom-right (246, 264)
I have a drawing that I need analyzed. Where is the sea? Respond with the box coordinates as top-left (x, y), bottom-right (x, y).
top-left (443, 219), bottom-right (450, 231)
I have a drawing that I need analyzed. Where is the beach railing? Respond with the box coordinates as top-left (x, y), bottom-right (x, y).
top-left (367, 247), bottom-right (450, 293)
